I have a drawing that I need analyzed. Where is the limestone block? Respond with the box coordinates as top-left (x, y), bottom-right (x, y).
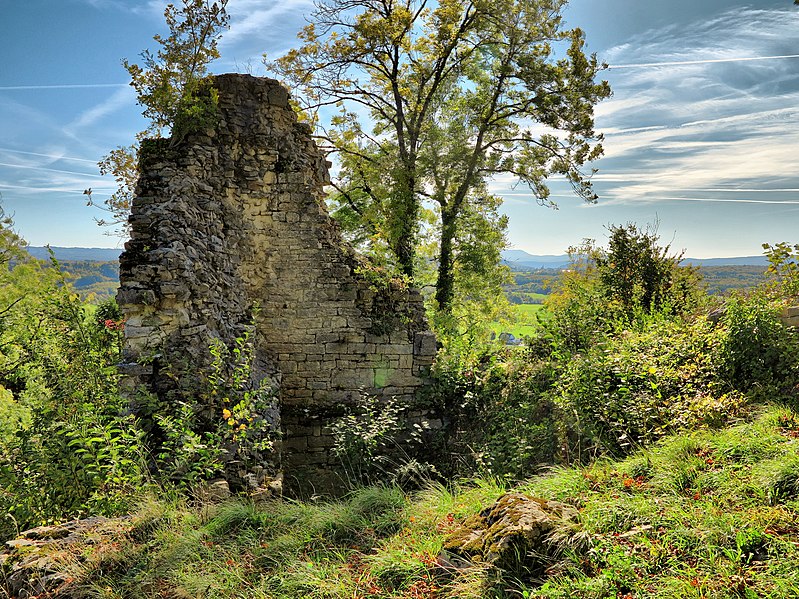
top-left (282, 436), bottom-right (308, 452)
top-left (414, 331), bottom-right (438, 357)
top-left (308, 435), bottom-right (335, 449)
top-left (117, 288), bottom-right (157, 307)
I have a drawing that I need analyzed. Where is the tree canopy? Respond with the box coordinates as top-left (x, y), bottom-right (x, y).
top-left (88, 0), bottom-right (229, 235)
top-left (272, 0), bottom-right (610, 314)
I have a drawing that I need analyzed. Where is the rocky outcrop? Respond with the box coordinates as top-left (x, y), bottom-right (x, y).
top-left (0, 518), bottom-right (131, 598)
top-left (117, 74), bottom-right (437, 488)
top-left (441, 493), bottom-right (578, 575)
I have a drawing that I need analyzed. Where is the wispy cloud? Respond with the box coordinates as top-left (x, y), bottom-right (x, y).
top-left (608, 54), bottom-right (799, 70)
top-left (223, 0), bottom-right (314, 47)
top-left (0, 162), bottom-right (105, 179)
top-left (64, 86), bottom-right (135, 134)
top-left (0, 182), bottom-right (113, 194)
top-left (590, 6), bottom-right (799, 208)
top-left (0, 148), bottom-right (97, 164)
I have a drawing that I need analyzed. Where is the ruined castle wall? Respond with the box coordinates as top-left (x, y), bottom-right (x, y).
top-left (118, 74), bottom-right (436, 478)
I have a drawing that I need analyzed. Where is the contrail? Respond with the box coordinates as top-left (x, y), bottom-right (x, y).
top-left (0, 183), bottom-right (111, 194)
top-left (608, 54), bottom-right (799, 70)
top-left (0, 162), bottom-right (106, 178)
top-left (0, 148), bottom-right (97, 164)
top-left (0, 83), bottom-right (128, 90)
top-left (647, 197), bottom-right (799, 205)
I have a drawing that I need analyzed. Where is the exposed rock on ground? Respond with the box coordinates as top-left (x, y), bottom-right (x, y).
top-left (0, 517), bottom-right (131, 598)
top-left (441, 492), bottom-right (578, 577)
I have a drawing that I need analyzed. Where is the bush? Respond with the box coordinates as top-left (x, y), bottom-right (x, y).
top-left (0, 281), bottom-right (146, 539)
top-left (715, 295), bottom-right (799, 396)
top-left (331, 394), bottom-right (437, 488)
top-left (552, 318), bottom-right (746, 459)
top-left (544, 223), bottom-right (704, 353)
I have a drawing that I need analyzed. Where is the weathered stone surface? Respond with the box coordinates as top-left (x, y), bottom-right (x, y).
top-left (0, 517), bottom-right (131, 598)
top-left (781, 306), bottom-right (799, 328)
top-left (118, 74), bottom-right (437, 487)
top-left (442, 493), bottom-right (578, 574)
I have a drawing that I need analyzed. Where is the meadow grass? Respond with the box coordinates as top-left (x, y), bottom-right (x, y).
top-left (68, 406), bottom-right (799, 598)
top-left (492, 303), bottom-right (548, 338)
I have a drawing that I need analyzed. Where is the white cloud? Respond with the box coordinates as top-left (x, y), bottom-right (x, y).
top-left (64, 87), bottom-right (136, 135)
top-left (586, 6), bottom-right (799, 208)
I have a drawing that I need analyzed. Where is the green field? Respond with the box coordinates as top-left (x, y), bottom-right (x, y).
top-left (492, 301), bottom-right (548, 339)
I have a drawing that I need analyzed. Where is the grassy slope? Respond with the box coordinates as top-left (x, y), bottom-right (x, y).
top-left (65, 405), bottom-right (799, 598)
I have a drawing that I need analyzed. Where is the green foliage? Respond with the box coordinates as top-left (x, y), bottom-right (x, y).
top-left (170, 76), bottom-right (221, 141)
top-left (432, 225), bottom-right (799, 480)
top-left (715, 295), bottom-right (799, 395)
top-left (153, 330), bottom-right (279, 489)
top-left (545, 223), bottom-right (704, 352)
top-left (596, 223), bottom-right (702, 320)
top-left (554, 318), bottom-right (746, 460)
top-left (90, 0), bottom-right (229, 235)
top-left (124, 0), bottom-right (229, 138)
top-left (469, 355), bottom-right (561, 479)
top-left (0, 231), bottom-right (146, 538)
top-left (154, 401), bottom-right (226, 486)
top-left (273, 0), bottom-right (609, 309)
top-left (29, 410), bottom-right (799, 598)
top-left (331, 394), bottom-right (435, 488)
top-left (208, 332), bottom-right (279, 476)
top-left (763, 241), bottom-right (799, 296)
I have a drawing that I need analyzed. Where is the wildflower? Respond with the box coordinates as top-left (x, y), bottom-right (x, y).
top-left (222, 408), bottom-right (232, 420)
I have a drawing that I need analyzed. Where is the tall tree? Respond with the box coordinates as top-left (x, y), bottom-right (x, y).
top-left (88, 0), bottom-right (229, 235)
top-left (273, 0), bottom-right (610, 313)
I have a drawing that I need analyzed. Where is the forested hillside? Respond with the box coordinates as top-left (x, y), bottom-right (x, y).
top-left (504, 264), bottom-right (769, 304)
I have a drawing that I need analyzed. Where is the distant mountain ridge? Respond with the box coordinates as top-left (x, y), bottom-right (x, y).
top-left (501, 249), bottom-right (769, 269)
top-left (26, 246), bottom-right (123, 262)
top-left (23, 246), bottom-right (770, 268)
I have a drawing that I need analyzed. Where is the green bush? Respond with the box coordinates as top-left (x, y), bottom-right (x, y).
top-left (715, 295), bottom-right (799, 396)
top-left (470, 354), bottom-right (560, 479)
top-left (0, 281), bottom-right (146, 539)
top-left (552, 318), bottom-right (746, 459)
top-left (543, 223), bottom-right (704, 353)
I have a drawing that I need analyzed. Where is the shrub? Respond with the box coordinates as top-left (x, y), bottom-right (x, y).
top-left (153, 330), bottom-right (280, 490)
top-left (553, 318), bottom-right (744, 459)
top-left (331, 394), bottom-right (436, 488)
top-left (715, 295), bottom-right (799, 396)
top-left (544, 223), bottom-right (704, 354)
top-left (0, 280), bottom-right (146, 539)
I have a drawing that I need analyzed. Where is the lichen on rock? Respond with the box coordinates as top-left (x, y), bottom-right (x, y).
top-left (442, 492), bottom-right (578, 576)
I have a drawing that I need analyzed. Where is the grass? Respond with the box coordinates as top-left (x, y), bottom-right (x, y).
top-left (36, 406), bottom-right (799, 598)
top-left (493, 303), bottom-right (548, 338)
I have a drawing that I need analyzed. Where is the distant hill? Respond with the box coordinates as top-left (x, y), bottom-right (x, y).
top-left (501, 250), bottom-right (570, 269)
top-left (681, 256), bottom-right (770, 267)
top-left (26, 246), bottom-right (122, 262)
top-left (21, 248), bottom-right (121, 302)
top-left (501, 249), bottom-right (769, 269)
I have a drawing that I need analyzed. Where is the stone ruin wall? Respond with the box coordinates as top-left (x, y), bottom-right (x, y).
top-left (117, 74), bottom-right (437, 487)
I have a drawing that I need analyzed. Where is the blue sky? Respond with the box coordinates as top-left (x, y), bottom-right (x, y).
top-left (1, 0), bottom-right (798, 257)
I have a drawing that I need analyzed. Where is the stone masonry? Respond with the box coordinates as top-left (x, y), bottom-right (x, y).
top-left (117, 74), bottom-right (437, 489)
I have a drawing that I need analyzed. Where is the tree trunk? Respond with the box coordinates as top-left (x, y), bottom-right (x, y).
top-left (435, 209), bottom-right (457, 313)
top-left (390, 172), bottom-right (418, 279)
